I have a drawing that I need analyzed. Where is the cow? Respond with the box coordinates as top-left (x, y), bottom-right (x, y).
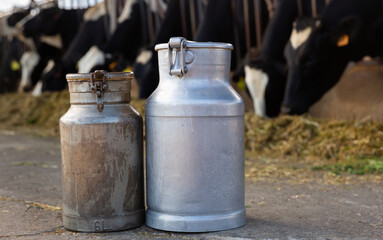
top-left (22, 5), bottom-right (85, 51)
top-left (18, 43), bottom-right (62, 92)
top-left (19, 2), bottom-right (112, 93)
top-left (244, 0), bottom-right (328, 117)
top-left (77, 0), bottom-right (169, 74)
top-left (61, 2), bottom-right (110, 70)
top-left (282, 0), bottom-right (383, 115)
top-left (44, 0), bottom-right (151, 91)
top-left (17, 4), bottom-right (85, 92)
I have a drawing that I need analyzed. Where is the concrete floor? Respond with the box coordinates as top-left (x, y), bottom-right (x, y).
top-left (0, 131), bottom-right (382, 239)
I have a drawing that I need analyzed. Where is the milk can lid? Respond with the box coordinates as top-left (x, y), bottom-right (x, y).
top-left (66, 71), bottom-right (133, 81)
top-left (155, 38), bottom-right (233, 51)
top-left (66, 70), bottom-right (133, 95)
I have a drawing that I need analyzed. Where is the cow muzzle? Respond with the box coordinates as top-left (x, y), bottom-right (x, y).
top-left (280, 106), bottom-right (292, 115)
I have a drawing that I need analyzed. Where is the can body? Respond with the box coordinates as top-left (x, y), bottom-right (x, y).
top-left (60, 71), bottom-right (144, 232)
top-left (145, 38), bottom-right (246, 232)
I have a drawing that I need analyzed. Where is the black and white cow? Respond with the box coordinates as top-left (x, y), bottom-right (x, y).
top-left (282, 0), bottom-right (383, 115)
top-left (31, 2), bottom-right (111, 93)
top-left (19, 42), bottom-right (62, 92)
top-left (61, 2), bottom-right (110, 69)
top-left (244, 0), bottom-right (328, 117)
top-left (78, 0), bottom-right (169, 75)
top-left (23, 6), bottom-right (85, 51)
top-left (17, 4), bottom-right (85, 92)
top-left (43, 0), bottom-right (151, 91)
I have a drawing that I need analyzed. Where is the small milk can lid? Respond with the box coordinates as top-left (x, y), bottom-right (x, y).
top-left (66, 70), bottom-right (133, 93)
top-left (154, 37), bottom-right (233, 77)
top-left (155, 38), bottom-right (233, 51)
top-left (66, 70), bottom-right (134, 112)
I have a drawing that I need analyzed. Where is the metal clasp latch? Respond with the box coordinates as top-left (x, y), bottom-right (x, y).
top-left (91, 70), bottom-right (108, 112)
top-left (168, 37), bottom-right (188, 77)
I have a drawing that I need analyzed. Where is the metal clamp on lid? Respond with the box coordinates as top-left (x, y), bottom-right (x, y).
top-left (91, 70), bottom-right (108, 112)
top-left (168, 37), bottom-right (188, 77)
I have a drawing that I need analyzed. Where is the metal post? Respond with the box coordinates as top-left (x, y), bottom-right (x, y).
top-left (311, 0), bottom-right (317, 17)
top-left (254, 0), bottom-right (262, 50)
top-left (108, 0), bottom-right (117, 34)
top-left (243, 0), bottom-right (251, 52)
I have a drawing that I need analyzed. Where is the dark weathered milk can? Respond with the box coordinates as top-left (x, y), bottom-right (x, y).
top-left (145, 37), bottom-right (246, 232)
top-left (60, 70), bottom-right (144, 232)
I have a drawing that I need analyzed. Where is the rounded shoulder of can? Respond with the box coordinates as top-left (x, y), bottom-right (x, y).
top-left (155, 41), bottom-right (234, 51)
top-left (66, 71), bottom-right (134, 81)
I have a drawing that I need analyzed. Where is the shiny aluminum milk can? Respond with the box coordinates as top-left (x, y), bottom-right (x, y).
top-left (60, 70), bottom-right (144, 232)
top-left (145, 37), bottom-right (246, 232)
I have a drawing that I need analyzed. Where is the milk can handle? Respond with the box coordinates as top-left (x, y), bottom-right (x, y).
top-left (168, 37), bottom-right (188, 76)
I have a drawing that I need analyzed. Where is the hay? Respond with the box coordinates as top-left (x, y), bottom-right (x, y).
top-left (0, 91), bottom-right (146, 136)
top-left (0, 91), bottom-right (70, 136)
top-left (0, 91), bottom-right (382, 176)
top-left (245, 114), bottom-right (383, 161)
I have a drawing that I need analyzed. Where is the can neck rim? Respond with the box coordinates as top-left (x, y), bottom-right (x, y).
top-left (66, 72), bottom-right (134, 81)
top-left (155, 41), bottom-right (234, 51)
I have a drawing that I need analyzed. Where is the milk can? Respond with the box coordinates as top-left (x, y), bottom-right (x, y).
top-left (60, 70), bottom-right (144, 232)
top-left (145, 37), bottom-right (246, 232)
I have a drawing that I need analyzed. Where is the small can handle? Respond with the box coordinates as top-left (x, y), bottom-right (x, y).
top-left (90, 70), bottom-right (108, 112)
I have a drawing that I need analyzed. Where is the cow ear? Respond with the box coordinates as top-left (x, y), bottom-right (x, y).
top-left (331, 16), bottom-right (361, 48)
top-left (337, 34), bottom-right (349, 47)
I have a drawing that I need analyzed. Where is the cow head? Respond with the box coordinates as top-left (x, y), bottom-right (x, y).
top-left (282, 16), bottom-right (362, 115)
top-left (245, 59), bottom-right (286, 118)
top-left (244, 17), bottom-right (317, 118)
top-left (284, 17), bottom-right (320, 71)
top-left (19, 51), bottom-right (40, 92)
